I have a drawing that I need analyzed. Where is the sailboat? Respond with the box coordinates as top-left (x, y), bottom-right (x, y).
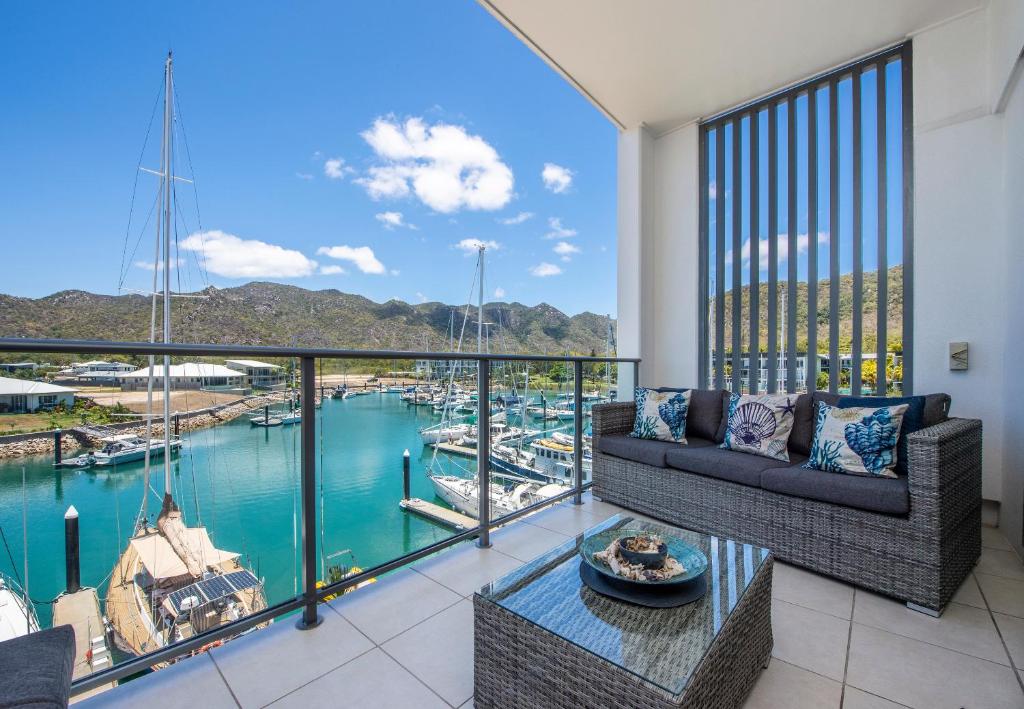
top-left (0, 572), bottom-right (39, 643)
top-left (105, 53), bottom-right (267, 659)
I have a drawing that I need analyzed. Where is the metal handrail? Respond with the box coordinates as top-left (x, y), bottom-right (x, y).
top-left (0, 338), bottom-right (637, 695)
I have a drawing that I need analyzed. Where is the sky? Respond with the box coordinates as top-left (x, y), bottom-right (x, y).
top-left (0, 1), bottom-right (618, 317)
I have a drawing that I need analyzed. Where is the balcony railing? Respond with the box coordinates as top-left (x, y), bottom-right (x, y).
top-left (0, 337), bottom-right (637, 697)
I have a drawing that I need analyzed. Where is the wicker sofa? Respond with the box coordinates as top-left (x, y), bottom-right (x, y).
top-left (592, 390), bottom-right (983, 614)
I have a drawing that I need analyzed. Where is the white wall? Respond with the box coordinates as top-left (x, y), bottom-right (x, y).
top-left (617, 5), bottom-right (1023, 521)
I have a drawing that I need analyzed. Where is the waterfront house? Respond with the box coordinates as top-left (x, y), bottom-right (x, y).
top-left (119, 363), bottom-right (245, 392)
top-left (0, 362), bottom-right (40, 373)
top-left (0, 376), bottom-right (76, 413)
top-left (224, 359), bottom-right (286, 390)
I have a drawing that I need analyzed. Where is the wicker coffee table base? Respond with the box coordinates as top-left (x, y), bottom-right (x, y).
top-left (474, 555), bottom-right (774, 709)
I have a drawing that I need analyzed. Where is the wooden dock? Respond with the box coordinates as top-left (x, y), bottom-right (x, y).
top-left (52, 587), bottom-right (116, 696)
top-left (399, 498), bottom-right (476, 530)
top-left (431, 442), bottom-right (478, 458)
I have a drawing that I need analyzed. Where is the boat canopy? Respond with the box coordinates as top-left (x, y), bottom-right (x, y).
top-left (131, 528), bottom-right (238, 581)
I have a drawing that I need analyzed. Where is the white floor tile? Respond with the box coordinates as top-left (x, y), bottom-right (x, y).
top-left (521, 502), bottom-right (601, 537)
top-left (983, 526), bottom-right (1015, 551)
top-left (772, 562), bottom-right (854, 619)
top-left (994, 612), bottom-right (1024, 669)
top-left (458, 698), bottom-right (475, 709)
top-left (382, 599), bottom-right (475, 707)
top-left (847, 623), bottom-right (1024, 709)
top-left (853, 590), bottom-right (1009, 664)
top-left (841, 687), bottom-right (908, 709)
top-left (267, 648), bottom-right (447, 708)
top-left (977, 573), bottom-right (1024, 618)
top-left (490, 519), bottom-right (570, 562)
top-left (411, 542), bottom-right (524, 597)
top-left (328, 567), bottom-right (461, 643)
top-left (949, 572), bottom-right (986, 609)
top-left (76, 654), bottom-right (236, 709)
top-left (210, 610), bottom-right (373, 708)
top-left (770, 599), bottom-right (850, 681)
top-left (976, 548), bottom-right (1024, 581)
top-left (743, 659), bottom-right (841, 708)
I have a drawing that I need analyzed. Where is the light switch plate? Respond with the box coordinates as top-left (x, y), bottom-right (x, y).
top-left (949, 342), bottom-right (968, 371)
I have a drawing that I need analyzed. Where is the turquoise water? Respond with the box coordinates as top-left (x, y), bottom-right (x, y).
top-left (0, 392), bottom-right (578, 628)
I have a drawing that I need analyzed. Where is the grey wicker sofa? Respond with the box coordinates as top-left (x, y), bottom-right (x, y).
top-left (592, 390), bottom-right (982, 615)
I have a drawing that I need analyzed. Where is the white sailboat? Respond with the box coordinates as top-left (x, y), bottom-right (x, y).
top-left (104, 53), bottom-right (267, 660)
top-left (0, 573), bottom-right (39, 643)
top-left (430, 476), bottom-right (564, 519)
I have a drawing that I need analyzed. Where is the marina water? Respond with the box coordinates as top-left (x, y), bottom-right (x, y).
top-left (0, 392), bottom-right (580, 628)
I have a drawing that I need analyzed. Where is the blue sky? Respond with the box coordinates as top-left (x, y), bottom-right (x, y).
top-left (0, 1), bottom-right (617, 316)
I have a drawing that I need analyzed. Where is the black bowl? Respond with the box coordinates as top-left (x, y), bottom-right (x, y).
top-left (617, 536), bottom-right (668, 569)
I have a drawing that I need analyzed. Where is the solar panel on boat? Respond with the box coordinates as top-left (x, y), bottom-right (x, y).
top-left (165, 570), bottom-right (261, 615)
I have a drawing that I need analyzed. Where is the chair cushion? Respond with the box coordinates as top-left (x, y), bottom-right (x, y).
top-left (665, 442), bottom-right (799, 488)
top-left (923, 393), bottom-right (951, 426)
top-left (761, 464), bottom-right (910, 515)
top-left (0, 624), bottom-right (75, 708)
top-left (598, 435), bottom-right (712, 468)
top-left (657, 388), bottom-right (729, 442)
top-left (789, 391), bottom-right (842, 457)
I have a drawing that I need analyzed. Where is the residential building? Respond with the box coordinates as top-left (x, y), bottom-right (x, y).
top-left (119, 363), bottom-right (245, 392)
top-left (0, 376), bottom-right (76, 413)
top-left (224, 359), bottom-right (286, 389)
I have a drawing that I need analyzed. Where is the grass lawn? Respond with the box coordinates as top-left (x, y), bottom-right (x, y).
top-left (0, 408), bottom-right (122, 436)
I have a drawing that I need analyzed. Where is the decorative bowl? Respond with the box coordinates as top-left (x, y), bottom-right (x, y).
top-left (578, 528), bottom-right (708, 587)
top-left (617, 535), bottom-right (668, 569)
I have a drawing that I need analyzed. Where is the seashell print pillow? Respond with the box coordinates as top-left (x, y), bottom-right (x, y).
top-left (803, 402), bottom-right (909, 478)
top-left (720, 393), bottom-right (798, 461)
top-left (630, 387), bottom-right (692, 444)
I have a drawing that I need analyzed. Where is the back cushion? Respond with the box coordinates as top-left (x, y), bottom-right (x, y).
top-left (789, 391), bottom-right (841, 456)
top-left (657, 388), bottom-right (729, 442)
top-left (837, 394), bottom-right (948, 476)
top-left (923, 393), bottom-right (951, 426)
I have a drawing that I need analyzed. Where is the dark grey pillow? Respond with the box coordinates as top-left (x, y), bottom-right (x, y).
top-left (788, 391), bottom-right (841, 457)
top-left (656, 388), bottom-right (729, 443)
top-left (923, 393), bottom-right (951, 426)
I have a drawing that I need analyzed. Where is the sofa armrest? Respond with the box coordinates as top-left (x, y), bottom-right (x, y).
top-left (592, 401), bottom-right (636, 443)
top-left (906, 417), bottom-right (983, 527)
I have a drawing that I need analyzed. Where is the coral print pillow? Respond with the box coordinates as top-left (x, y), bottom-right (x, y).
top-left (804, 402), bottom-right (909, 478)
top-left (630, 387), bottom-right (692, 444)
top-left (720, 393), bottom-right (798, 461)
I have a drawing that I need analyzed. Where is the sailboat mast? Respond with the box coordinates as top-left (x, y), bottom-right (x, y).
top-left (161, 52), bottom-right (174, 504)
top-left (477, 246), bottom-right (484, 354)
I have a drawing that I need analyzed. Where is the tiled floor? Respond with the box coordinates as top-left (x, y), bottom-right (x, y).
top-left (79, 494), bottom-right (1024, 708)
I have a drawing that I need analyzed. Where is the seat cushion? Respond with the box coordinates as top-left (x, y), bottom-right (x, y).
top-left (761, 465), bottom-right (910, 515)
top-left (665, 442), bottom-right (799, 488)
top-left (657, 388), bottom-right (729, 442)
top-left (598, 435), bottom-right (712, 468)
top-left (0, 625), bottom-right (74, 708)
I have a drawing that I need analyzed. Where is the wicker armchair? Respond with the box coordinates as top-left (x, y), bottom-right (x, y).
top-left (592, 401), bottom-right (982, 614)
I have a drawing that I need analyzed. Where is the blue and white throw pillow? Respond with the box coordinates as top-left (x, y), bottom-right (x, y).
top-left (804, 402), bottom-right (909, 478)
top-left (630, 387), bottom-right (692, 444)
top-left (720, 393), bottom-right (798, 461)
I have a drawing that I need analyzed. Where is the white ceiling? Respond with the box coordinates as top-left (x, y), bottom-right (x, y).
top-left (479, 0), bottom-right (984, 134)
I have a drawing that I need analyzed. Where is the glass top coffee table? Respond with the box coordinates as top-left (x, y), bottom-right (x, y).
top-left (473, 514), bottom-right (774, 709)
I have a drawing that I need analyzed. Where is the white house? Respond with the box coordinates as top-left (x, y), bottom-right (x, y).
top-left (0, 376), bottom-right (76, 413)
top-left (120, 363), bottom-right (245, 392)
top-left (58, 360), bottom-right (139, 386)
top-left (224, 360), bottom-right (286, 389)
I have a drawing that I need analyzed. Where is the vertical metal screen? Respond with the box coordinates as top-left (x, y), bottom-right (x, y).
top-left (699, 42), bottom-right (912, 396)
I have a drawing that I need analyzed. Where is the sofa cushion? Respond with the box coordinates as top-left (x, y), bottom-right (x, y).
top-left (721, 393), bottom-right (800, 461)
top-left (598, 434), bottom-right (714, 468)
top-left (837, 394), bottom-right (928, 476)
top-left (657, 388), bottom-right (729, 442)
top-left (631, 387), bottom-right (692, 443)
top-left (0, 624), bottom-right (75, 709)
top-left (789, 391), bottom-right (842, 457)
top-left (665, 442), bottom-right (799, 488)
top-left (761, 465), bottom-right (910, 515)
top-left (923, 393), bottom-right (951, 426)
top-left (805, 402), bottom-right (910, 478)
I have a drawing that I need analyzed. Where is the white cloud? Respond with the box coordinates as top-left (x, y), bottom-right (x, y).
top-left (544, 217), bottom-right (577, 240)
top-left (390, 269), bottom-right (400, 276)
top-left (415, 292), bottom-right (428, 303)
top-left (454, 238), bottom-right (500, 254)
top-left (541, 163), bottom-right (573, 194)
top-left (179, 231), bottom-right (319, 278)
top-left (553, 241), bottom-right (581, 262)
top-left (324, 157), bottom-right (354, 180)
top-left (375, 211), bottom-right (407, 229)
top-left (500, 211), bottom-right (533, 225)
top-left (355, 116), bottom-right (513, 213)
top-left (319, 265), bottom-right (346, 275)
top-left (726, 231), bottom-right (829, 271)
top-left (295, 172), bottom-right (314, 181)
top-left (493, 287), bottom-right (506, 298)
top-left (529, 262), bottom-right (562, 277)
top-left (134, 258), bottom-right (182, 271)
top-left (316, 245), bottom-right (386, 275)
